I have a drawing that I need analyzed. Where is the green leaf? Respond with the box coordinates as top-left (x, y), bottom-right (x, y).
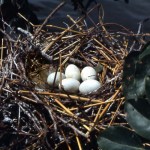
top-left (94, 63), bottom-right (103, 73)
top-left (145, 75), bottom-right (150, 103)
top-left (139, 44), bottom-right (150, 60)
top-left (97, 126), bottom-right (144, 150)
top-left (125, 99), bottom-right (150, 140)
top-left (134, 75), bottom-right (146, 98)
top-left (122, 45), bottom-right (150, 100)
top-left (122, 51), bottom-right (140, 100)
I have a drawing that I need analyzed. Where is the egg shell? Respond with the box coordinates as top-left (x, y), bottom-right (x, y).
top-left (59, 78), bottom-right (80, 93)
top-left (65, 64), bottom-right (81, 81)
top-left (81, 66), bottom-right (97, 81)
top-left (79, 79), bottom-right (101, 95)
top-left (47, 72), bottom-right (65, 87)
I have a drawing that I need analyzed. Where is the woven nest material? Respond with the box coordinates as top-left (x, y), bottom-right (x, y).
top-left (0, 3), bottom-right (147, 150)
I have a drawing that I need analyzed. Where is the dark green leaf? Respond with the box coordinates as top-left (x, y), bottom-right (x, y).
top-left (139, 44), bottom-right (150, 60)
top-left (125, 99), bottom-right (150, 140)
top-left (94, 63), bottom-right (103, 73)
top-left (145, 75), bottom-right (150, 103)
top-left (97, 126), bottom-right (144, 150)
top-left (122, 44), bottom-right (150, 100)
top-left (122, 51), bottom-right (140, 100)
top-left (134, 75), bottom-right (146, 98)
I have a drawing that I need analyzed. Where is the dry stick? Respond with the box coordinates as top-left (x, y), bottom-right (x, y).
top-left (54, 54), bottom-right (72, 61)
top-left (103, 23), bottom-right (133, 34)
top-left (18, 13), bottom-right (34, 26)
top-left (59, 52), bottom-right (63, 92)
top-left (57, 116), bottom-right (89, 138)
top-left (45, 106), bottom-right (58, 136)
top-left (53, 98), bottom-right (90, 131)
top-left (18, 89), bottom-right (101, 132)
top-left (60, 130), bottom-right (72, 150)
top-left (46, 24), bottom-right (85, 34)
top-left (112, 64), bottom-right (121, 75)
top-left (92, 57), bottom-right (115, 63)
top-left (43, 32), bottom-right (65, 53)
top-left (92, 57), bottom-right (114, 71)
top-left (19, 104), bottom-right (42, 134)
top-left (85, 10), bottom-right (99, 30)
top-left (117, 32), bottom-right (150, 37)
top-left (0, 76), bottom-right (5, 93)
top-left (94, 38), bottom-right (119, 63)
top-left (0, 38), bottom-right (3, 68)
top-left (0, 29), bottom-right (16, 43)
top-left (69, 98), bottom-right (125, 111)
top-left (17, 27), bottom-right (33, 39)
top-left (94, 38), bottom-right (113, 55)
top-left (53, 107), bottom-right (70, 116)
top-left (129, 21), bottom-right (145, 53)
top-left (54, 137), bottom-right (72, 150)
top-left (52, 98), bottom-right (124, 119)
top-left (18, 90), bottom-right (103, 103)
top-left (108, 98), bottom-right (124, 126)
top-left (67, 15), bottom-right (82, 31)
top-left (74, 131), bottom-right (82, 150)
top-left (20, 95), bottom-right (41, 103)
top-left (53, 39), bottom-right (80, 56)
top-left (86, 85), bottom-right (122, 136)
top-left (43, 4), bottom-right (100, 53)
top-left (53, 95), bottom-right (124, 136)
top-left (61, 44), bottom-right (80, 67)
top-left (99, 18), bottom-right (123, 51)
top-left (78, 50), bottom-right (93, 66)
top-left (85, 105), bottom-right (102, 134)
top-left (34, 1), bottom-right (65, 38)
top-left (69, 58), bottom-right (87, 66)
top-left (17, 105), bottom-right (21, 138)
top-left (31, 92), bottom-right (43, 103)
top-left (61, 34), bottom-right (79, 39)
top-left (101, 66), bottom-right (107, 83)
top-left (144, 143), bottom-right (150, 148)
top-left (98, 5), bottom-right (109, 36)
top-left (86, 103), bottom-right (111, 137)
top-left (99, 86), bottom-right (122, 119)
top-left (97, 48), bottom-right (111, 61)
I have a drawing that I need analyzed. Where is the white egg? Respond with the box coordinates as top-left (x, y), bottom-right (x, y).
top-left (79, 79), bottom-right (101, 95)
top-left (65, 64), bottom-right (81, 81)
top-left (81, 66), bottom-right (97, 81)
top-left (59, 78), bottom-right (80, 93)
top-left (47, 72), bottom-right (65, 87)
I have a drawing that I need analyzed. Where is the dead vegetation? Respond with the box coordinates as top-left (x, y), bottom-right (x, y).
top-left (0, 2), bottom-right (148, 150)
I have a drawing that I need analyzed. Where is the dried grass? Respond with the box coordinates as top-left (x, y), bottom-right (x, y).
top-left (0, 2), bottom-right (148, 150)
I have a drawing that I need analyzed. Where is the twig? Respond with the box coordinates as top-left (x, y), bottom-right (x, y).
top-left (34, 1), bottom-right (65, 37)
top-left (57, 116), bottom-right (89, 138)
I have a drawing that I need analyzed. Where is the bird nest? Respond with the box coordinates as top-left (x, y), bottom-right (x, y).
top-left (0, 3), bottom-right (146, 150)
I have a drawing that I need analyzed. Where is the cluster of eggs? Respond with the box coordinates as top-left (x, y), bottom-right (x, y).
top-left (47, 64), bottom-right (101, 94)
